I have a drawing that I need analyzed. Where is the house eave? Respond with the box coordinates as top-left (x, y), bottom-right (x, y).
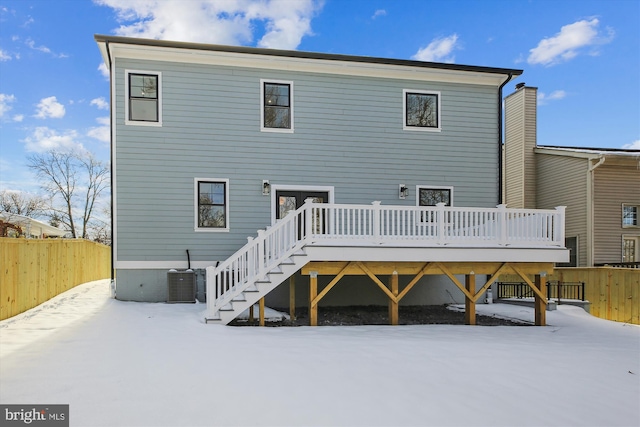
top-left (95, 34), bottom-right (522, 86)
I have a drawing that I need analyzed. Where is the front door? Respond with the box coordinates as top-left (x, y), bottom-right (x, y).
top-left (275, 190), bottom-right (329, 220)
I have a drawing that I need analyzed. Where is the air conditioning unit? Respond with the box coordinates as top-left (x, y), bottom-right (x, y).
top-left (167, 269), bottom-right (196, 303)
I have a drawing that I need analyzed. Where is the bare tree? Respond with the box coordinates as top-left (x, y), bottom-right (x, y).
top-left (0, 190), bottom-right (48, 218)
top-left (27, 150), bottom-right (109, 239)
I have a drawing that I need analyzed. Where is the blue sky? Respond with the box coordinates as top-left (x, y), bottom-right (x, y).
top-left (1, 0), bottom-right (639, 195)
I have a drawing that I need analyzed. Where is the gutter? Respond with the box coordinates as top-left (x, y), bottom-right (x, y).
top-left (104, 40), bottom-right (116, 289)
top-left (498, 73), bottom-right (515, 205)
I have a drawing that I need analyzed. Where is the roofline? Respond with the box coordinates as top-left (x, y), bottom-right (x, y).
top-left (94, 34), bottom-right (523, 77)
top-left (536, 145), bottom-right (640, 156)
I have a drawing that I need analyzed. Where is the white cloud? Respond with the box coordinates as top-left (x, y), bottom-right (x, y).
top-left (22, 127), bottom-right (84, 153)
top-left (98, 62), bottom-right (109, 79)
top-left (372, 9), bottom-right (386, 20)
top-left (528, 18), bottom-right (614, 66)
top-left (412, 34), bottom-right (460, 63)
top-left (0, 48), bottom-right (11, 61)
top-left (622, 140), bottom-right (640, 150)
top-left (13, 114), bottom-right (24, 122)
top-left (537, 90), bottom-right (566, 105)
top-left (25, 37), bottom-right (68, 58)
top-left (95, 0), bottom-right (322, 50)
top-left (87, 117), bottom-right (111, 144)
top-left (90, 97), bottom-right (109, 110)
top-left (35, 96), bottom-right (66, 119)
top-left (0, 93), bottom-right (16, 118)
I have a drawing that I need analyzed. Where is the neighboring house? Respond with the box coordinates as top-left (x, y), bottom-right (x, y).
top-left (96, 35), bottom-right (567, 325)
top-left (0, 212), bottom-right (67, 238)
top-left (504, 84), bottom-right (640, 267)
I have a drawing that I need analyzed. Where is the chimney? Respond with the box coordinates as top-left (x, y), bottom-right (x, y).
top-left (503, 84), bottom-right (538, 208)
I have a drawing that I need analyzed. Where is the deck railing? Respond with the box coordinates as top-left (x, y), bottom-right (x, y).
top-left (206, 201), bottom-right (565, 314)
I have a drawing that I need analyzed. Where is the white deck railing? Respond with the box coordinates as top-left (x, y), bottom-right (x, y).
top-left (206, 201), bottom-right (565, 313)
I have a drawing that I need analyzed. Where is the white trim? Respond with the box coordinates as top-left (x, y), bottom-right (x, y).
top-left (115, 260), bottom-right (216, 269)
top-left (105, 42), bottom-right (510, 87)
top-left (270, 184), bottom-right (335, 224)
top-left (124, 69), bottom-right (162, 126)
top-left (260, 79), bottom-right (294, 133)
top-left (415, 185), bottom-right (454, 206)
top-left (112, 57), bottom-right (118, 264)
top-left (403, 89), bottom-right (442, 132)
top-left (194, 178), bottom-right (230, 232)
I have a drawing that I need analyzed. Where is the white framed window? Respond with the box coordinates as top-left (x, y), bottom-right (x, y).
top-left (260, 79), bottom-right (294, 133)
top-left (622, 204), bottom-right (638, 228)
top-left (622, 236), bottom-right (639, 263)
top-left (403, 89), bottom-right (441, 132)
top-left (125, 70), bottom-right (162, 126)
top-left (194, 178), bottom-right (229, 232)
top-left (416, 186), bottom-right (453, 207)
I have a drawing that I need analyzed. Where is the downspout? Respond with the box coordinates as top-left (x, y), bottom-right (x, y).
top-left (105, 40), bottom-right (116, 294)
top-left (586, 155), bottom-right (605, 266)
top-left (498, 73), bottom-right (514, 205)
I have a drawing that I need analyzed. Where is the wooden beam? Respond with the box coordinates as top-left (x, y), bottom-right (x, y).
top-left (389, 271), bottom-right (399, 326)
top-left (311, 262), bottom-right (353, 307)
top-left (289, 276), bottom-right (296, 321)
top-left (259, 297), bottom-right (265, 327)
top-left (249, 304), bottom-right (254, 323)
top-left (396, 262), bottom-right (430, 302)
top-left (535, 274), bottom-right (546, 326)
top-left (356, 262), bottom-right (397, 302)
top-left (471, 263), bottom-right (509, 303)
top-left (511, 264), bottom-right (547, 302)
top-left (309, 271), bottom-right (318, 326)
top-left (435, 262), bottom-right (474, 301)
top-left (465, 274), bottom-right (476, 325)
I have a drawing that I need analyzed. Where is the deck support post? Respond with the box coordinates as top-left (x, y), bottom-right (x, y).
top-left (259, 297), bottom-right (265, 327)
top-left (465, 274), bottom-right (476, 325)
top-left (388, 271), bottom-right (399, 325)
top-left (534, 274), bottom-right (546, 326)
top-left (309, 271), bottom-right (318, 326)
top-left (249, 305), bottom-right (254, 323)
top-left (289, 276), bottom-right (296, 321)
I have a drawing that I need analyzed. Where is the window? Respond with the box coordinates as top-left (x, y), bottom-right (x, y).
top-left (195, 179), bottom-right (229, 231)
top-left (623, 237), bottom-right (639, 263)
top-left (418, 187), bottom-right (452, 207)
top-left (417, 186), bottom-right (453, 222)
top-left (261, 80), bottom-right (293, 132)
top-left (622, 204), bottom-right (638, 227)
top-left (403, 89), bottom-right (441, 131)
top-left (126, 71), bottom-right (161, 126)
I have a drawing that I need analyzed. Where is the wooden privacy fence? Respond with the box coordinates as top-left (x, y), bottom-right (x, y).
top-left (0, 238), bottom-right (111, 320)
top-left (499, 267), bottom-right (639, 325)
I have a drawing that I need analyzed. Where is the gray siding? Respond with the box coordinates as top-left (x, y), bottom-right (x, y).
top-left (536, 154), bottom-right (588, 266)
top-left (114, 57), bottom-right (500, 264)
top-left (593, 164), bottom-right (640, 264)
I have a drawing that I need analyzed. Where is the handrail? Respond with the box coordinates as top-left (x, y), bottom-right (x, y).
top-left (206, 202), bottom-right (566, 316)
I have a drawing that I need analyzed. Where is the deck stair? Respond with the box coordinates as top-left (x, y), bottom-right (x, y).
top-left (204, 200), bottom-right (566, 324)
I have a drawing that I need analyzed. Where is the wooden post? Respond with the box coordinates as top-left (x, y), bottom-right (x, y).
top-left (249, 305), bottom-right (254, 323)
top-left (309, 271), bottom-right (318, 326)
top-left (465, 274), bottom-right (476, 325)
top-left (389, 271), bottom-right (399, 325)
top-left (289, 275), bottom-right (296, 321)
top-left (259, 297), bottom-right (265, 327)
top-left (534, 274), bottom-right (546, 326)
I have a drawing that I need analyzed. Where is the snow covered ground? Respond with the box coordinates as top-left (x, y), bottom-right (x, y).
top-left (1, 279), bottom-right (638, 427)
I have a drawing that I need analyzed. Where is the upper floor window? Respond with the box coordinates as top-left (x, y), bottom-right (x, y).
top-left (261, 79), bottom-right (293, 132)
top-left (126, 70), bottom-right (161, 126)
top-left (623, 204), bottom-right (638, 227)
top-left (418, 186), bottom-right (452, 207)
top-left (195, 179), bottom-right (229, 231)
top-left (403, 89), bottom-right (441, 132)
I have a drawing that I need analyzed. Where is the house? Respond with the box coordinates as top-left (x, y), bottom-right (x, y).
top-left (95, 35), bottom-right (568, 325)
top-left (504, 84), bottom-right (640, 267)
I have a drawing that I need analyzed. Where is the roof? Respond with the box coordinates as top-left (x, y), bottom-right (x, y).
top-left (95, 34), bottom-right (522, 86)
top-left (0, 212), bottom-right (68, 237)
top-left (536, 145), bottom-right (640, 159)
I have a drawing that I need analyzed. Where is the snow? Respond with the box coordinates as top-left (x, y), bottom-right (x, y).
top-left (1, 280), bottom-right (638, 427)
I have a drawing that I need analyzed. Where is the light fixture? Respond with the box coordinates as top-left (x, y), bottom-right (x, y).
top-left (262, 180), bottom-right (271, 195)
top-left (399, 184), bottom-right (408, 199)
